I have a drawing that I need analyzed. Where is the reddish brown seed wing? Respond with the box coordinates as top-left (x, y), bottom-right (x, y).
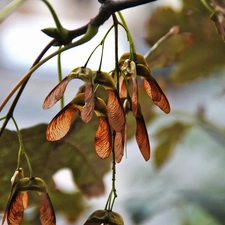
top-left (137, 63), bottom-right (170, 114)
top-left (119, 76), bottom-right (127, 99)
top-left (114, 130), bottom-right (125, 163)
top-left (107, 90), bottom-right (125, 132)
top-left (39, 193), bottom-right (56, 225)
top-left (80, 83), bottom-right (95, 123)
top-left (131, 77), bottom-right (138, 117)
top-left (143, 78), bottom-right (170, 114)
top-left (95, 117), bottom-right (112, 159)
top-left (135, 110), bottom-right (150, 161)
top-left (43, 77), bottom-right (71, 109)
top-left (46, 103), bottom-right (78, 141)
top-left (7, 191), bottom-right (28, 225)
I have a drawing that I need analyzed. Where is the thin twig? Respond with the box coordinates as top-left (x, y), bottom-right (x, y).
top-left (0, 39), bottom-right (56, 136)
top-left (0, 0), bottom-right (157, 135)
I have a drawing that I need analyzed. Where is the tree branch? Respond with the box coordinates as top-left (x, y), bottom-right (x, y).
top-left (0, 0), bottom-right (157, 135)
top-left (67, 0), bottom-right (157, 43)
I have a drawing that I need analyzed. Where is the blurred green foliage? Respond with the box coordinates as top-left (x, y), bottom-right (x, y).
top-left (0, 119), bottom-right (110, 222)
top-left (145, 0), bottom-right (225, 83)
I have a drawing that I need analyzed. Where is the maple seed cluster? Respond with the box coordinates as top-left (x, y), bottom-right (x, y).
top-left (43, 53), bottom-right (170, 162)
top-left (2, 168), bottom-right (56, 225)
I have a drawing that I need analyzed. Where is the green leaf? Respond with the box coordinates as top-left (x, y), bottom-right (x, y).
top-left (0, 118), bottom-right (111, 212)
top-left (145, 0), bottom-right (225, 83)
top-left (181, 190), bottom-right (225, 225)
top-left (49, 190), bottom-right (86, 222)
top-left (145, 26), bottom-right (193, 69)
top-left (154, 122), bottom-right (191, 168)
top-left (0, 0), bottom-right (27, 24)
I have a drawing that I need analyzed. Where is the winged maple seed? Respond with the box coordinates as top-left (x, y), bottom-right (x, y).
top-left (39, 193), bottom-right (56, 225)
top-left (6, 191), bottom-right (28, 225)
top-left (94, 71), bottom-right (126, 132)
top-left (44, 52), bottom-right (170, 162)
top-left (119, 52), bottom-right (170, 114)
top-left (2, 174), bottom-right (56, 225)
top-left (117, 52), bottom-right (172, 161)
top-left (42, 76), bottom-right (72, 109)
top-left (43, 67), bottom-right (125, 131)
top-left (135, 105), bottom-right (151, 161)
top-left (120, 59), bottom-right (139, 117)
top-left (81, 82), bottom-right (95, 123)
top-left (2, 168), bottom-right (25, 225)
top-left (114, 129), bottom-right (126, 163)
top-left (44, 69), bottom-right (125, 160)
top-left (122, 97), bottom-right (150, 161)
top-left (46, 93), bottom-right (112, 159)
top-left (43, 67), bottom-right (95, 110)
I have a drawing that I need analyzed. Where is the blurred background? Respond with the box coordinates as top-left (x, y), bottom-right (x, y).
top-left (1, 0), bottom-right (225, 224)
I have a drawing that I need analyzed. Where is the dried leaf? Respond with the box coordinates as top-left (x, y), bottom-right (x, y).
top-left (143, 78), bottom-right (170, 114)
top-left (135, 108), bottom-right (150, 161)
top-left (107, 90), bottom-right (125, 132)
top-left (39, 193), bottom-right (56, 225)
top-left (7, 191), bottom-right (28, 225)
top-left (43, 77), bottom-right (71, 109)
top-left (46, 103), bottom-right (78, 141)
top-left (95, 117), bottom-right (112, 159)
top-left (81, 83), bottom-right (95, 123)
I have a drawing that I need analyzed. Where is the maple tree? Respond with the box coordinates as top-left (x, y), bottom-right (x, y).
top-left (1, 0), bottom-right (225, 224)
